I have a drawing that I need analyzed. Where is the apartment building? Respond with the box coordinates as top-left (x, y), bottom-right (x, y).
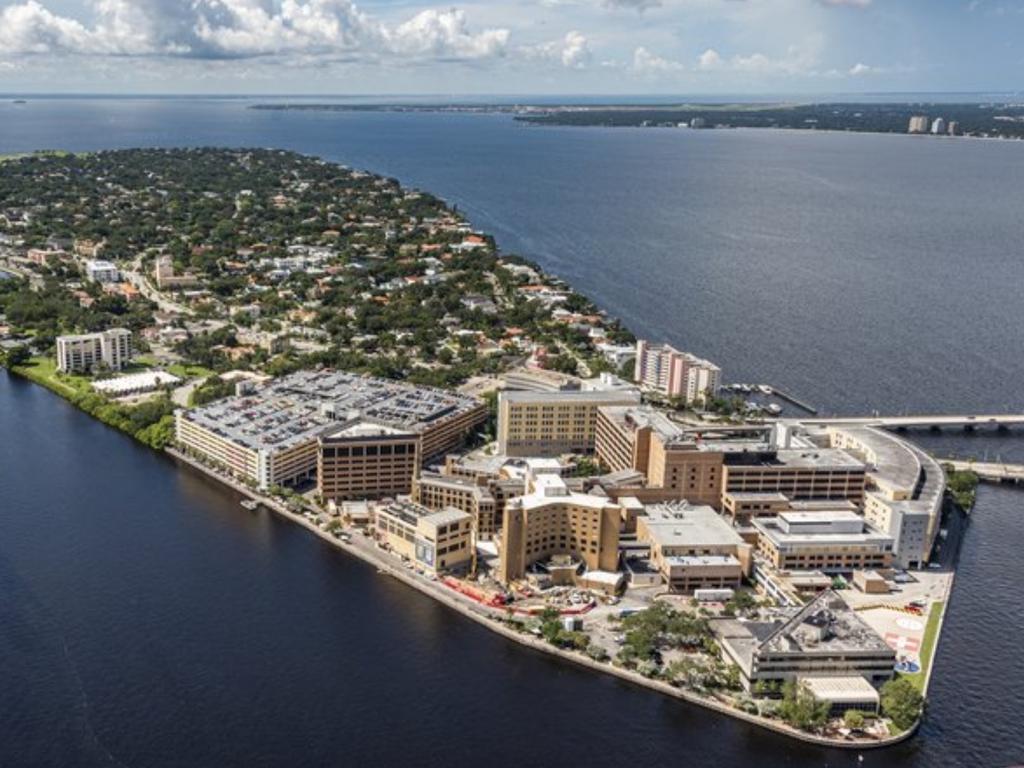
top-left (752, 510), bottom-right (894, 573)
top-left (907, 115), bottom-right (930, 134)
top-left (176, 369), bottom-right (486, 490)
top-left (498, 468), bottom-right (622, 584)
top-left (84, 259), bottom-right (120, 284)
top-left (374, 500), bottom-right (473, 574)
top-left (496, 388), bottom-right (640, 457)
top-left (56, 328), bottom-right (133, 373)
top-left (153, 255), bottom-right (200, 290)
top-left (317, 421), bottom-right (420, 502)
top-left (633, 340), bottom-right (720, 404)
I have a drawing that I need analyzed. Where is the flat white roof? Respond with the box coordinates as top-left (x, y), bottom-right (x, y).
top-left (800, 676), bottom-right (880, 703)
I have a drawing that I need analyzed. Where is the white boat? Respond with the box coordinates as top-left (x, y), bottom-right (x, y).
top-left (766, 403), bottom-right (782, 415)
top-left (240, 499), bottom-right (259, 511)
top-left (758, 385), bottom-right (773, 395)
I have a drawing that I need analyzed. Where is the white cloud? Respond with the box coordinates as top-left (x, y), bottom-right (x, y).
top-left (631, 46), bottom-right (683, 73)
top-left (697, 47), bottom-right (722, 71)
top-left (0, 1), bottom-right (99, 55)
top-left (817, 0), bottom-right (871, 7)
top-left (693, 44), bottom-right (820, 77)
top-left (848, 61), bottom-right (872, 75)
top-left (560, 30), bottom-right (591, 68)
top-left (0, 0), bottom-right (511, 61)
top-left (604, 0), bottom-right (661, 12)
top-left (520, 29), bottom-right (592, 69)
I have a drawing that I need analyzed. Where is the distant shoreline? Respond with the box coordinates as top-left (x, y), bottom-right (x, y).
top-left (247, 101), bottom-right (1024, 141)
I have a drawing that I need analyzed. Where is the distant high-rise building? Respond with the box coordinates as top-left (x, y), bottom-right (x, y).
top-left (634, 340), bottom-right (721, 404)
top-left (947, 121), bottom-right (960, 136)
top-left (930, 117), bottom-right (947, 135)
top-left (907, 115), bottom-right (929, 134)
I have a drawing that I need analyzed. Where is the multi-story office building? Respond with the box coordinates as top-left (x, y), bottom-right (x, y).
top-left (317, 421), bottom-right (419, 502)
top-left (636, 501), bottom-right (750, 592)
top-left (374, 501), bottom-right (473, 574)
top-left (597, 417), bottom-right (866, 510)
top-left (176, 369), bottom-right (486, 490)
top-left (84, 259), bottom-right (120, 284)
top-left (413, 470), bottom-right (525, 541)
top-left (496, 389), bottom-right (640, 457)
top-left (498, 467), bottom-right (622, 584)
top-left (56, 328), bottom-right (133, 373)
top-left (752, 509), bottom-right (894, 573)
top-left (714, 590), bottom-right (896, 691)
top-left (722, 449), bottom-right (867, 505)
top-left (828, 426), bottom-right (943, 569)
top-left (633, 340), bottom-right (720, 404)
top-left (595, 405), bottom-right (724, 506)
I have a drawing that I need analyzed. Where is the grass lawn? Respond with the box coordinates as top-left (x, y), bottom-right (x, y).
top-left (166, 362), bottom-right (217, 379)
top-left (13, 356), bottom-right (94, 398)
top-left (904, 601), bottom-right (944, 694)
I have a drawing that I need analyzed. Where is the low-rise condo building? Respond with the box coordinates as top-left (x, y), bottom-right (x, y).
top-left (374, 500), bottom-right (473, 574)
top-left (496, 388), bottom-right (640, 457)
top-left (713, 590), bottom-right (896, 691)
top-left (84, 259), bottom-right (120, 283)
top-left (634, 340), bottom-right (721, 404)
top-left (317, 421), bottom-right (420, 502)
top-left (498, 467), bottom-right (622, 584)
top-left (176, 369), bottom-right (486, 490)
top-left (56, 328), bottom-right (133, 373)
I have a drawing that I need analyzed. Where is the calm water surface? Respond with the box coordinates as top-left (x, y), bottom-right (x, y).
top-left (2, 99), bottom-right (1023, 767)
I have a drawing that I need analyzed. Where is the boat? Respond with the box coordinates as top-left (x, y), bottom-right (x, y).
top-left (239, 499), bottom-right (259, 511)
top-left (766, 403), bottom-right (782, 415)
top-left (758, 384), bottom-right (773, 395)
top-left (12, 99), bottom-right (27, 105)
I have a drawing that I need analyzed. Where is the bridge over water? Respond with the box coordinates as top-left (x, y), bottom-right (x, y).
top-left (797, 414), bottom-right (1024, 431)
top-left (943, 459), bottom-right (1024, 485)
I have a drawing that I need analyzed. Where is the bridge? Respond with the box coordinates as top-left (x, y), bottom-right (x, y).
top-left (797, 414), bottom-right (1024, 431)
top-left (943, 459), bottom-right (1024, 485)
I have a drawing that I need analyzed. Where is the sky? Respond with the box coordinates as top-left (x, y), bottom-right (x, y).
top-left (0, 0), bottom-right (1021, 96)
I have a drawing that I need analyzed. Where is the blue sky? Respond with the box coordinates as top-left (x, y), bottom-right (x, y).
top-left (0, 0), bottom-right (1021, 95)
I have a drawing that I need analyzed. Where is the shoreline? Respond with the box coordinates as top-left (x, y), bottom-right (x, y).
top-left (164, 442), bottom-right (919, 751)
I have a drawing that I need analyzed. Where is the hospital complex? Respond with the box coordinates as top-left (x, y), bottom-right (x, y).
top-left (174, 340), bottom-right (944, 595)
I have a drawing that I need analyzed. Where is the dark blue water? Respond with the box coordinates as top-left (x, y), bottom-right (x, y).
top-left (2, 99), bottom-right (1023, 767)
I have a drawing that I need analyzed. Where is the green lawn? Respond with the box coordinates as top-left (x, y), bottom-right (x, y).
top-left (166, 362), bottom-right (216, 379)
top-left (13, 356), bottom-right (94, 398)
top-left (904, 601), bottom-right (944, 694)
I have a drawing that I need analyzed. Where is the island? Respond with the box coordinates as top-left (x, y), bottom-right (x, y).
top-left (2, 148), bottom-right (969, 748)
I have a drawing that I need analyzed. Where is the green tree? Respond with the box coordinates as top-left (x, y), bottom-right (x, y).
top-left (880, 678), bottom-right (924, 731)
top-left (776, 681), bottom-right (831, 732)
top-left (843, 710), bottom-right (866, 730)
